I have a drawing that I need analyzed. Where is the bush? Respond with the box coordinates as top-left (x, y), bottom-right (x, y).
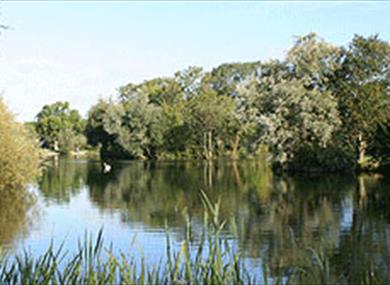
top-left (0, 99), bottom-right (39, 192)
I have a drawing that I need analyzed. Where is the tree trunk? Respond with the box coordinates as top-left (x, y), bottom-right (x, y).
top-left (231, 132), bottom-right (241, 160)
top-left (358, 175), bottom-right (367, 209)
top-left (357, 132), bottom-right (367, 163)
top-left (207, 131), bottom-right (213, 161)
top-left (203, 161), bottom-right (207, 186)
top-left (232, 161), bottom-right (242, 186)
top-left (54, 140), bottom-right (59, 152)
top-left (203, 132), bottom-right (208, 159)
top-left (208, 160), bottom-right (213, 188)
top-left (203, 161), bottom-right (213, 188)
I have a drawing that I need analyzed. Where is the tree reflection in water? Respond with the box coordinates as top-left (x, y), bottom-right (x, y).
top-left (39, 158), bottom-right (89, 203)
top-left (0, 190), bottom-right (36, 251)
top-left (36, 158), bottom-right (390, 282)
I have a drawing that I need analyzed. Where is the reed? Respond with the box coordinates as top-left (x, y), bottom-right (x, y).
top-left (0, 191), bottom-right (385, 284)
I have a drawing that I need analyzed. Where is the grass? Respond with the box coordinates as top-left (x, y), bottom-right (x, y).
top-left (0, 191), bottom-right (255, 285)
top-left (0, 191), bottom-right (386, 285)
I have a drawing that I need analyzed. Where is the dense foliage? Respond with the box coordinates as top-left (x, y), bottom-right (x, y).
top-left (0, 99), bottom-right (39, 193)
top-left (35, 101), bottom-right (86, 154)
top-left (34, 33), bottom-right (389, 172)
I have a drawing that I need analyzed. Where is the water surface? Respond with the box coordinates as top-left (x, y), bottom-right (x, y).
top-left (1, 158), bottom-right (390, 281)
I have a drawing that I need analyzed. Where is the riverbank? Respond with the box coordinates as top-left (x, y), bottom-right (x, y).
top-left (38, 148), bottom-right (99, 161)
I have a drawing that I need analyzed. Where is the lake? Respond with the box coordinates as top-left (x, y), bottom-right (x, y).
top-left (1, 158), bottom-right (390, 282)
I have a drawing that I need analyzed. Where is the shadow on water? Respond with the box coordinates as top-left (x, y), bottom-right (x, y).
top-left (10, 158), bottom-right (390, 282)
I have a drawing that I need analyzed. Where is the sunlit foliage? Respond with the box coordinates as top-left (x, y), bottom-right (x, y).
top-left (41, 33), bottom-right (390, 172)
top-left (35, 101), bottom-right (86, 153)
top-left (0, 99), bottom-right (39, 193)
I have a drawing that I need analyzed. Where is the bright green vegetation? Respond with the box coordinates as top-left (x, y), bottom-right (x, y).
top-left (0, 194), bottom-right (252, 284)
top-left (35, 101), bottom-right (87, 154)
top-left (33, 33), bottom-right (390, 172)
top-left (0, 191), bottom-right (385, 285)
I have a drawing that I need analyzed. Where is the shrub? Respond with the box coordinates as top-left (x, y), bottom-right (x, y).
top-left (0, 99), bottom-right (39, 192)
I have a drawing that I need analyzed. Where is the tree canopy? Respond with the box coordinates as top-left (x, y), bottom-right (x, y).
top-left (34, 33), bottom-right (390, 172)
top-left (36, 101), bottom-right (86, 153)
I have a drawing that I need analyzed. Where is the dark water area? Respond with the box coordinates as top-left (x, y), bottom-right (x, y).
top-left (1, 158), bottom-right (390, 282)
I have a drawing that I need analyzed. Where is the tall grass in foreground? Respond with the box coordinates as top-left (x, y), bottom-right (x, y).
top-left (0, 191), bottom-right (385, 284)
top-left (0, 192), bottom-right (252, 284)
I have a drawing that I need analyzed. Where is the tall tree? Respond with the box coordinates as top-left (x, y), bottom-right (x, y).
top-left (333, 35), bottom-right (390, 165)
top-left (187, 84), bottom-right (235, 160)
top-left (255, 34), bottom-right (344, 170)
top-left (207, 62), bottom-right (262, 158)
top-left (36, 101), bottom-right (85, 153)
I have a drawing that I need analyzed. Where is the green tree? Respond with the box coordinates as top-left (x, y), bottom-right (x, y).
top-left (187, 84), bottom-right (235, 159)
top-left (120, 77), bottom-right (182, 106)
top-left (332, 35), bottom-right (390, 166)
top-left (255, 34), bottom-right (344, 170)
top-left (119, 92), bottom-right (163, 159)
top-left (36, 101), bottom-right (86, 153)
top-left (83, 33), bottom-right (390, 171)
top-left (286, 33), bottom-right (341, 90)
top-left (259, 79), bottom-right (341, 170)
top-left (114, 68), bottom-right (205, 159)
top-left (208, 62), bottom-right (261, 97)
top-left (207, 62), bottom-right (262, 158)
top-left (86, 99), bottom-right (128, 159)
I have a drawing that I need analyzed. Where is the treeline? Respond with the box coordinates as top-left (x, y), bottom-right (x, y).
top-left (33, 33), bottom-right (390, 172)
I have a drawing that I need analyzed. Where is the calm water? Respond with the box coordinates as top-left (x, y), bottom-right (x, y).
top-left (1, 158), bottom-right (390, 281)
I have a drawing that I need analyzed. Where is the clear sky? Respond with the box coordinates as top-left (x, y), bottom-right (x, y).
top-left (0, 1), bottom-right (389, 121)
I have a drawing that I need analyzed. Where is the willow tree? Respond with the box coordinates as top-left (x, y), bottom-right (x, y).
top-left (259, 78), bottom-right (341, 170)
top-left (256, 34), bottom-right (344, 171)
top-left (86, 99), bottom-right (130, 159)
top-left (0, 99), bottom-right (39, 192)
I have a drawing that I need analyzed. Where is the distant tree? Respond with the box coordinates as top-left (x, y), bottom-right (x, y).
top-left (86, 99), bottom-right (127, 159)
top-left (115, 68), bottom-right (206, 159)
top-left (119, 77), bottom-right (182, 106)
top-left (207, 62), bottom-right (262, 158)
top-left (174, 66), bottom-right (204, 99)
top-left (286, 33), bottom-right (341, 90)
top-left (86, 95), bottom-right (165, 160)
top-left (83, 33), bottom-right (390, 172)
top-left (255, 34), bottom-right (345, 170)
top-left (208, 62), bottom-right (261, 97)
top-left (332, 35), bottom-right (390, 165)
top-left (36, 101), bottom-right (86, 153)
top-left (187, 84), bottom-right (235, 160)
top-left (258, 78), bottom-right (341, 170)
top-left (119, 92), bottom-right (163, 159)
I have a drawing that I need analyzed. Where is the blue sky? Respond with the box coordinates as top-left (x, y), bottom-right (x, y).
top-left (0, 1), bottom-right (389, 121)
